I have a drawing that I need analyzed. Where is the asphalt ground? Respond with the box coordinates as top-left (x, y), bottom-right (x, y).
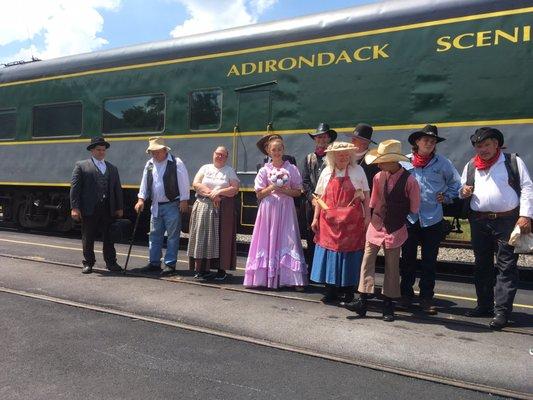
top-left (0, 231), bottom-right (532, 398)
top-left (0, 291), bottom-right (504, 400)
top-left (0, 230), bottom-right (532, 331)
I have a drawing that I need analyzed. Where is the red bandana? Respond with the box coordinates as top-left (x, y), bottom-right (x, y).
top-left (315, 147), bottom-right (326, 157)
top-left (474, 149), bottom-right (501, 171)
top-left (412, 152), bottom-right (433, 168)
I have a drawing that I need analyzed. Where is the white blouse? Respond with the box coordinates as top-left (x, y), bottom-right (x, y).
top-left (195, 164), bottom-right (239, 191)
top-left (315, 164), bottom-right (369, 195)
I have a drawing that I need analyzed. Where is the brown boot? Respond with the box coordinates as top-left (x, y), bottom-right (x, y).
top-left (420, 298), bottom-right (438, 315)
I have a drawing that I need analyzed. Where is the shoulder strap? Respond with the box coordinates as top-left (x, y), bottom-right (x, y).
top-left (504, 153), bottom-right (521, 197)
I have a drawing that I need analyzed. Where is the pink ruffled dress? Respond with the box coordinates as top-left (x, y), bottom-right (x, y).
top-left (244, 161), bottom-right (308, 288)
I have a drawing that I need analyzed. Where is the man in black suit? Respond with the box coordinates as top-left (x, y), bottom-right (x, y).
top-left (70, 137), bottom-right (124, 274)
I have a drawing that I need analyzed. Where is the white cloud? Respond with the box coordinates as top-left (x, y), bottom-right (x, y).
top-left (0, 0), bottom-right (120, 63)
top-left (170, 0), bottom-right (278, 38)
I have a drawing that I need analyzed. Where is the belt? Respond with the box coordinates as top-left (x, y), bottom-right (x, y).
top-left (158, 199), bottom-right (179, 205)
top-left (471, 208), bottom-right (519, 220)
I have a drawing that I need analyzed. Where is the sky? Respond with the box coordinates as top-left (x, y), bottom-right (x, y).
top-left (0, 0), bottom-right (381, 65)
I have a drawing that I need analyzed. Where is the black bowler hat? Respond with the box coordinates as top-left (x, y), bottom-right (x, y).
top-left (87, 136), bottom-right (110, 151)
top-left (346, 123), bottom-right (376, 144)
top-left (408, 124), bottom-right (446, 146)
top-left (308, 122), bottom-right (337, 142)
top-left (470, 127), bottom-right (504, 147)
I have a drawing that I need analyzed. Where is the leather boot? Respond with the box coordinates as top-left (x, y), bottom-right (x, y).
top-left (345, 294), bottom-right (368, 317)
top-left (382, 298), bottom-right (395, 322)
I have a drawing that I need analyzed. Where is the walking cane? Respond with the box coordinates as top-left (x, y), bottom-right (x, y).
top-left (123, 211), bottom-right (141, 275)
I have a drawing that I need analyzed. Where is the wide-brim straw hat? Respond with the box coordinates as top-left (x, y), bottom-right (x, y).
top-left (146, 137), bottom-right (171, 153)
top-left (365, 139), bottom-right (410, 164)
top-left (324, 141), bottom-right (357, 153)
top-left (256, 133), bottom-right (283, 156)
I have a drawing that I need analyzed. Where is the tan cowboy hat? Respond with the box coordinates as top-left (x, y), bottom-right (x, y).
top-left (256, 133), bottom-right (283, 156)
top-left (324, 141), bottom-right (357, 152)
top-left (364, 139), bottom-right (409, 164)
top-left (146, 137), bottom-right (171, 154)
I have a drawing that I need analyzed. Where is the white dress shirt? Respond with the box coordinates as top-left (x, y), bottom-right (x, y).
top-left (138, 153), bottom-right (190, 217)
top-left (460, 153), bottom-right (533, 218)
top-left (92, 157), bottom-right (107, 175)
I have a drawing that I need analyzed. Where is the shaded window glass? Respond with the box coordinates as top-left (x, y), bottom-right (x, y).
top-left (189, 89), bottom-right (222, 131)
top-left (0, 109), bottom-right (16, 139)
top-left (33, 103), bottom-right (82, 137)
top-left (103, 94), bottom-right (165, 134)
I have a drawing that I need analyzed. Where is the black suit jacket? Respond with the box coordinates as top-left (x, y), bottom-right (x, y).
top-left (70, 159), bottom-right (123, 217)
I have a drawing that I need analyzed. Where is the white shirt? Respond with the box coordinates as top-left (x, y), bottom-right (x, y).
top-left (315, 164), bottom-right (369, 195)
top-left (138, 153), bottom-right (190, 217)
top-left (92, 157), bottom-right (106, 175)
top-left (194, 164), bottom-right (239, 191)
top-left (460, 153), bottom-right (533, 218)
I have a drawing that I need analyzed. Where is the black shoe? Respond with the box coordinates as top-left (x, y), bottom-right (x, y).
top-left (320, 292), bottom-right (338, 304)
top-left (420, 298), bottom-right (438, 315)
top-left (465, 306), bottom-right (494, 318)
top-left (160, 264), bottom-right (176, 276)
top-left (138, 263), bottom-right (161, 273)
top-left (81, 264), bottom-right (93, 274)
top-left (383, 299), bottom-right (395, 322)
top-left (106, 263), bottom-right (123, 272)
top-left (213, 270), bottom-right (227, 281)
top-left (338, 291), bottom-right (355, 307)
top-left (489, 313), bottom-right (508, 330)
top-left (193, 272), bottom-right (209, 280)
top-left (345, 297), bottom-right (368, 317)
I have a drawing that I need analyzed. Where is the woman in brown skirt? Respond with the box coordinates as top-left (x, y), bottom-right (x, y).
top-left (187, 146), bottom-right (239, 280)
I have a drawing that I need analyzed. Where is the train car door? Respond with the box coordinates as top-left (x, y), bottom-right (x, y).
top-left (233, 80), bottom-right (277, 232)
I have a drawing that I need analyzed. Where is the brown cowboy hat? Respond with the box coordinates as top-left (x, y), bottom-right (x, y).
top-left (256, 133), bottom-right (283, 156)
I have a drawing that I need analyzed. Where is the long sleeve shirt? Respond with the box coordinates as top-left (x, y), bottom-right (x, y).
top-left (138, 153), bottom-right (190, 217)
top-left (403, 154), bottom-right (461, 227)
top-left (459, 153), bottom-right (533, 218)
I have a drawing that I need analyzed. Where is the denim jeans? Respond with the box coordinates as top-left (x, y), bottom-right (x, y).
top-left (149, 202), bottom-right (181, 267)
top-left (400, 220), bottom-right (442, 300)
top-left (469, 214), bottom-right (519, 315)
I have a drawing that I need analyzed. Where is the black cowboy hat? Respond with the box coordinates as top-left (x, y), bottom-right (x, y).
top-left (346, 123), bottom-right (376, 144)
top-left (87, 136), bottom-right (110, 151)
top-left (470, 127), bottom-right (504, 147)
top-left (408, 124), bottom-right (446, 146)
top-left (308, 122), bottom-right (337, 142)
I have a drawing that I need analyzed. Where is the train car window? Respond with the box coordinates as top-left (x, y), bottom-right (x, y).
top-left (32, 102), bottom-right (82, 137)
top-left (189, 88), bottom-right (222, 131)
top-left (0, 109), bottom-right (16, 140)
top-left (103, 94), bottom-right (165, 134)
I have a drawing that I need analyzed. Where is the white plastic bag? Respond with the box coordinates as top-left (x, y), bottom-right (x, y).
top-left (508, 225), bottom-right (533, 254)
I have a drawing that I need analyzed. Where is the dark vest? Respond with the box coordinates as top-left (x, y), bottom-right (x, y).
top-left (146, 155), bottom-right (180, 201)
top-left (94, 163), bottom-right (110, 202)
top-left (371, 169), bottom-right (411, 233)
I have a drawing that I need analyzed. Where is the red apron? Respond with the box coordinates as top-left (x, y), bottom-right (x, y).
top-left (315, 168), bottom-right (365, 252)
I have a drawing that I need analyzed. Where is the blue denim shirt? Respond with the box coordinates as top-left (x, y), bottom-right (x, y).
top-left (401, 154), bottom-right (461, 227)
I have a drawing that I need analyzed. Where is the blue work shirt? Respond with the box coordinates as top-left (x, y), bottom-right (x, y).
top-left (401, 154), bottom-right (461, 227)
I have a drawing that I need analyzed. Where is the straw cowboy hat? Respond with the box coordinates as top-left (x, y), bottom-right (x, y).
top-left (365, 139), bottom-right (409, 164)
top-left (324, 141), bottom-right (357, 153)
top-left (256, 133), bottom-right (283, 156)
top-left (308, 122), bottom-right (337, 142)
top-left (146, 137), bottom-right (171, 153)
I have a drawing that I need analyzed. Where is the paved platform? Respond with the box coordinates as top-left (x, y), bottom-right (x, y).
top-left (0, 231), bottom-right (531, 397)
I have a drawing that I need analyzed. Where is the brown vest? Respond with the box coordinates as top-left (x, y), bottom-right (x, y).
top-left (371, 169), bottom-right (411, 233)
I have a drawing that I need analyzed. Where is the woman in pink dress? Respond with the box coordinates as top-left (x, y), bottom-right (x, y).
top-left (244, 137), bottom-right (308, 289)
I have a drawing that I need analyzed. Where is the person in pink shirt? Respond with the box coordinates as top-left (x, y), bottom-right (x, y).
top-left (346, 139), bottom-right (420, 321)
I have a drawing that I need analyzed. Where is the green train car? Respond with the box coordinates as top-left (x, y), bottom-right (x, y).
top-left (1, 0), bottom-right (532, 233)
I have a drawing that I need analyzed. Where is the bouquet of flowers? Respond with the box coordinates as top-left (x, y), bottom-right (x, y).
top-left (269, 169), bottom-right (289, 187)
